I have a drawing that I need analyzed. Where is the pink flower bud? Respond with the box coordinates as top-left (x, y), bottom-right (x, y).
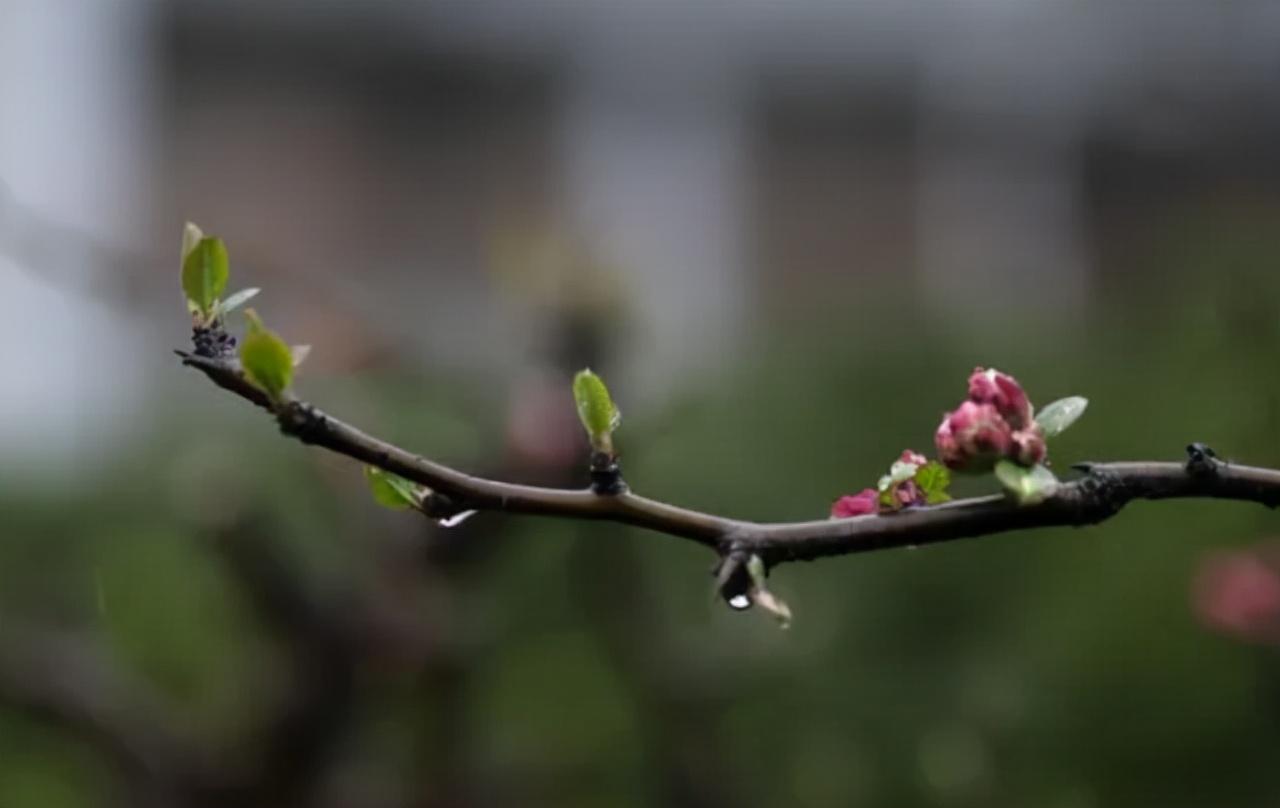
top-left (935, 420), bottom-right (962, 468)
top-left (831, 488), bottom-right (878, 518)
top-left (885, 450), bottom-right (929, 509)
top-left (899, 449), bottom-right (928, 467)
top-left (935, 401), bottom-right (1013, 471)
top-left (893, 480), bottom-right (924, 508)
top-left (1010, 427), bottom-right (1047, 467)
top-left (967, 367), bottom-right (1033, 430)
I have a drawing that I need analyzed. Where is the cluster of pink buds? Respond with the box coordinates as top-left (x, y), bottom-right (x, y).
top-left (830, 450), bottom-right (934, 518)
top-left (935, 368), bottom-right (1046, 471)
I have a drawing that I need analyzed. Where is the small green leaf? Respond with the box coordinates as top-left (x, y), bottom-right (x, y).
top-left (915, 461), bottom-right (952, 504)
top-left (181, 235), bottom-right (229, 318)
top-left (215, 287), bottom-right (260, 317)
top-left (994, 460), bottom-right (1060, 505)
top-left (364, 466), bottom-right (420, 510)
top-left (573, 369), bottom-right (621, 452)
top-left (1035, 396), bottom-right (1088, 439)
top-left (239, 309), bottom-right (293, 399)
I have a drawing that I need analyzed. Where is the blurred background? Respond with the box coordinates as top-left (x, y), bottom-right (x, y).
top-left (3, 1), bottom-right (1280, 806)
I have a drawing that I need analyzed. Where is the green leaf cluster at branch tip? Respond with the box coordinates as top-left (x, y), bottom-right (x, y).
top-left (179, 223), bottom-right (310, 396)
top-left (572, 369), bottom-right (621, 454)
top-left (180, 222), bottom-right (260, 326)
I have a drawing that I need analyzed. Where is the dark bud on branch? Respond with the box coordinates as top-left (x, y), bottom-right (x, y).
top-left (589, 451), bottom-right (625, 495)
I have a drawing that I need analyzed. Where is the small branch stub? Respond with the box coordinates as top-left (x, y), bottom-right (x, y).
top-left (589, 451), bottom-right (625, 495)
top-left (711, 545), bottom-right (792, 627)
top-left (714, 550), bottom-right (753, 610)
top-left (1186, 442), bottom-right (1221, 478)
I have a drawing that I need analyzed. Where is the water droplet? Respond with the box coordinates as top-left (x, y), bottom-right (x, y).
top-left (727, 594), bottom-right (752, 610)
top-left (437, 510), bottom-right (478, 528)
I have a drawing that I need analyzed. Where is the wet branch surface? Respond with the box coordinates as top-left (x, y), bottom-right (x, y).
top-left (179, 352), bottom-right (1280, 581)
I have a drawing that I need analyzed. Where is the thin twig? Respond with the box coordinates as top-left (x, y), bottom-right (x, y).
top-left (179, 352), bottom-right (1280, 576)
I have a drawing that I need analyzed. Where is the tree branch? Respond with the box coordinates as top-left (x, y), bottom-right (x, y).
top-left (179, 352), bottom-right (1280, 579)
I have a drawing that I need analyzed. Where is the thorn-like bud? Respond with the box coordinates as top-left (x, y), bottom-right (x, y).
top-left (714, 550), bottom-right (753, 608)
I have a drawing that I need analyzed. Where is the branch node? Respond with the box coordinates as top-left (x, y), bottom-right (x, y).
top-left (588, 451), bottom-right (627, 495)
top-left (712, 533), bottom-right (760, 608)
top-left (1075, 467), bottom-right (1131, 523)
top-left (420, 492), bottom-right (463, 520)
top-left (1186, 442), bottom-right (1223, 478)
top-left (191, 322), bottom-right (236, 359)
top-left (277, 401), bottom-right (326, 444)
